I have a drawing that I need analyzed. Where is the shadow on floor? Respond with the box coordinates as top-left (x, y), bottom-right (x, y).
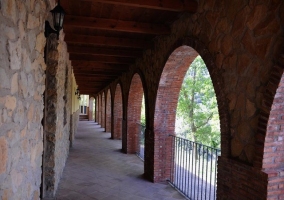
top-left (55, 121), bottom-right (186, 200)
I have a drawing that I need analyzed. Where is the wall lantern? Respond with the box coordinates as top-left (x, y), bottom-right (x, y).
top-left (45, 0), bottom-right (65, 39)
top-left (75, 88), bottom-right (80, 96)
top-left (78, 95), bottom-right (81, 100)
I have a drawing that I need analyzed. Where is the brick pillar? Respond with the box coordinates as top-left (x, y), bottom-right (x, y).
top-left (126, 74), bottom-right (143, 154)
top-left (113, 84), bottom-right (122, 139)
top-left (102, 93), bottom-right (105, 130)
top-left (106, 89), bottom-right (111, 132)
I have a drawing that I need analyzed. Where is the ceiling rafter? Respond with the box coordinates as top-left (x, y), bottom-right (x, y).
top-left (70, 54), bottom-right (135, 64)
top-left (65, 34), bottom-right (151, 49)
top-left (71, 61), bottom-right (129, 69)
top-left (81, 0), bottom-right (198, 12)
top-left (64, 15), bottom-right (170, 35)
top-left (68, 45), bottom-right (142, 57)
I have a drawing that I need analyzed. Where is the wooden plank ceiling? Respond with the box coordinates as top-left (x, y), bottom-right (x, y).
top-left (60, 0), bottom-right (198, 95)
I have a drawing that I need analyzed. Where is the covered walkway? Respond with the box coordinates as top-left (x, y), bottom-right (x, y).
top-left (55, 121), bottom-right (185, 200)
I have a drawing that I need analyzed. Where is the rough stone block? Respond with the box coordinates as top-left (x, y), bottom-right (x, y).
top-left (8, 39), bottom-right (22, 70)
top-left (11, 73), bottom-right (18, 94)
top-left (0, 68), bottom-right (10, 89)
top-left (5, 95), bottom-right (17, 111)
top-left (2, 0), bottom-right (17, 24)
top-left (27, 14), bottom-right (40, 30)
top-left (0, 136), bottom-right (7, 175)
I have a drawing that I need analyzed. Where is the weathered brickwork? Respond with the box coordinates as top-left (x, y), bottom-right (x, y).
top-left (106, 89), bottom-right (111, 132)
top-left (95, 96), bottom-right (99, 122)
top-left (126, 74), bottom-right (144, 154)
top-left (262, 72), bottom-right (284, 199)
top-left (98, 94), bottom-right (101, 125)
top-left (113, 84), bottom-right (123, 140)
top-left (96, 0), bottom-right (284, 198)
top-left (101, 93), bottom-right (105, 129)
top-left (0, 1), bottom-right (48, 199)
top-left (217, 157), bottom-right (268, 200)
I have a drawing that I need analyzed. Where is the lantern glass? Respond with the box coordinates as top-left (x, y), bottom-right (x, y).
top-left (50, 1), bottom-right (65, 31)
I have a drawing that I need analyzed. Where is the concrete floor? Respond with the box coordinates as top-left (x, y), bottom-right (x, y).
top-left (55, 121), bottom-right (186, 200)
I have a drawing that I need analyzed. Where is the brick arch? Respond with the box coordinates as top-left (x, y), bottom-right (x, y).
top-left (151, 37), bottom-right (228, 182)
top-left (101, 92), bottom-right (105, 130)
top-left (106, 89), bottom-right (111, 133)
top-left (113, 83), bottom-right (123, 140)
top-left (262, 70), bottom-right (284, 199)
top-left (125, 73), bottom-right (144, 154)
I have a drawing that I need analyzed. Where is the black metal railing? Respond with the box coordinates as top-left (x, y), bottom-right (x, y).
top-left (136, 123), bottom-right (146, 160)
top-left (169, 135), bottom-right (220, 200)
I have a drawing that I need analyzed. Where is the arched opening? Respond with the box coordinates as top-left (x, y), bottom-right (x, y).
top-left (263, 72), bottom-right (284, 199)
top-left (154, 46), bottom-right (199, 182)
top-left (101, 92), bottom-right (105, 130)
top-left (125, 73), bottom-right (145, 154)
top-left (106, 89), bottom-right (111, 133)
top-left (113, 84), bottom-right (123, 140)
top-left (154, 45), bottom-right (221, 199)
top-left (174, 55), bottom-right (220, 199)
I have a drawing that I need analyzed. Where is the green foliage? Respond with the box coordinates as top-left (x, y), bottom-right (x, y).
top-left (176, 56), bottom-right (220, 148)
top-left (140, 95), bottom-right (146, 126)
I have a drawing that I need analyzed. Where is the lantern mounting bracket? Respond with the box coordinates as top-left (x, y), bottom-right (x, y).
top-left (44, 21), bottom-right (58, 39)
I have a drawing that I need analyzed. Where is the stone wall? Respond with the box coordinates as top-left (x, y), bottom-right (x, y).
top-left (70, 109), bottom-right (79, 147)
top-left (0, 0), bottom-right (48, 199)
top-left (54, 34), bottom-right (72, 196)
top-left (43, 31), bottom-right (73, 198)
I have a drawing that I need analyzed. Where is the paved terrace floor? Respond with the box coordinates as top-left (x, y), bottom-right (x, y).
top-left (55, 121), bottom-right (186, 200)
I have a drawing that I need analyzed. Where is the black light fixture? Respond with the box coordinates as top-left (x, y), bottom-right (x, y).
top-left (45, 0), bottom-right (65, 39)
top-left (78, 95), bottom-right (81, 100)
top-left (75, 88), bottom-right (80, 96)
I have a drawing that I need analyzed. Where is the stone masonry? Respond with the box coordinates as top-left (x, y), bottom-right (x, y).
top-left (0, 0), bottom-right (48, 199)
top-left (0, 0), bottom-right (77, 199)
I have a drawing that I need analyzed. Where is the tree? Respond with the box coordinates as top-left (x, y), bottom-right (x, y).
top-left (176, 56), bottom-right (220, 148)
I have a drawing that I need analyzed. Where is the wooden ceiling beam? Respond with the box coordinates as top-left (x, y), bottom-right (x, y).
top-left (64, 15), bottom-right (170, 35)
top-left (70, 54), bottom-right (135, 64)
top-left (68, 45), bottom-right (142, 58)
top-left (75, 77), bottom-right (119, 81)
top-left (74, 73), bottom-right (121, 77)
top-left (74, 69), bottom-right (125, 74)
top-left (65, 34), bottom-right (151, 49)
top-left (72, 61), bottom-right (129, 69)
top-left (81, 0), bottom-right (198, 12)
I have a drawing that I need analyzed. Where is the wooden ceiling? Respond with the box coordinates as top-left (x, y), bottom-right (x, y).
top-left (60, 0), bottom-right (198, 95)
